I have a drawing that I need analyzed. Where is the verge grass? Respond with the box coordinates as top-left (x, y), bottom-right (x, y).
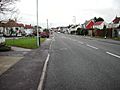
top-left (5, 37), bottom-right (45, 49)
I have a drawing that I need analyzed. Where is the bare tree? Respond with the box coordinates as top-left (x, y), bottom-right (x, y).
top-left (0, 0), bottom-right (19, 20)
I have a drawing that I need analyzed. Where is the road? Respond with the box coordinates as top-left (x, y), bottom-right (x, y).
top-left (44, 33), bottom-right (120, 90)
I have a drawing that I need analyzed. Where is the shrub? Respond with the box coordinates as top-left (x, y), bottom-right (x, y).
top-left (0, 43), bottom-right (11, 52)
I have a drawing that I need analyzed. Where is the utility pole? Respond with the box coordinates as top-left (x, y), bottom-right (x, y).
top-left (36, 0), bottom-right (40, 47)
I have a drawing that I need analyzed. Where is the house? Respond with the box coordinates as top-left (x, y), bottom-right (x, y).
top-left (0, 34), bottom-right (5, 44)
top-left (112, 16), bottom-right (120, 37)
top-left (16, 23), bottom-right (24, 36)
top-left (59, 26), bottom-right (69, 33)
top-left (0, 23), bottom-right (5, 44)
top-left (0, 22), bottom-right (6, 44)
top-left (33, 26), bottom-right (42, 36)
top-left (85, 20), bottom-right (94, 36)
top-left (93, 21), bottom-right (105, 30)
top-left (112, 16), bottom-right (120, 28)
top-left (5, 19), bottom-right (18, 36)
top-left (24, 24), bottom-right (33, 36)
top-left (86, 20), bottom-right (94, 29)
top-left (69, 24), bottom-right (80, 34)
top-left (0, 19), bottom-right (24, 36)
top-left (0, 20), bottom-right (8, 36)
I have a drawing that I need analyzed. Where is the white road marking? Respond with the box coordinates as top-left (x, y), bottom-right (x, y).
top-left (78, 41), bottom-right (84, 44)
top-left (49, 37), bottom-right (53, 50)
top-left (106, 52), bottom-right (120, 59)
top-left (38, 54), bottom-right (50, 90)
top-left (60, 48), bottom-right (67, 50)
top-left (52, 37), bottom-right (55, 41)
top-left (49, 42), bottom-right (52, 50)
top-left (65, 38), bottom-right (84, 45)
top-left (86, 44), bottom-right (98, 50)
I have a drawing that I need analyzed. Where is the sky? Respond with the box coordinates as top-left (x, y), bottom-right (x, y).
top-left (16, 0), bottom-right (120, 28)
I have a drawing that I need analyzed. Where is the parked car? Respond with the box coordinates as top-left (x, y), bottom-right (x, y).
top-left (40, 31), bottom-right (49, 38)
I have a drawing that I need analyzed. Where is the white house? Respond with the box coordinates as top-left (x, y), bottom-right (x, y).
top-left (24, 24), bottom-right (33, 36)
top-left (112, 16), bottom-right (120, 28)
top-left (0, 19), bottom-right (25, 36)
top-left (69, 24), bottom-right (81, 34)
top-left (0, 20), bottom-right (7, 36)
top-left (93, 21), bottom-right (106, 30)
top-left (0, 34), bottom-right (5, 44)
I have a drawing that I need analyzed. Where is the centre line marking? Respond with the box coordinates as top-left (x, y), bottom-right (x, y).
top-left (86, 44), bottom-right (98, 49)
top-left (106, 52), bottom-right (120, 59)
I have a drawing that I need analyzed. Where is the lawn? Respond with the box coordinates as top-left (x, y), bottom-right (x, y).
top-left (5, 37), bottom-right (45, 49)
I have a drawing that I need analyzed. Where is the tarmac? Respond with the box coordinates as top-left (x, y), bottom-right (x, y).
top-left (0, 38), bottom-right (51, 90)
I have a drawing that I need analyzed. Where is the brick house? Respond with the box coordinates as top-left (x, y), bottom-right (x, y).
top-left (85, 20), bottom-right (94, 36)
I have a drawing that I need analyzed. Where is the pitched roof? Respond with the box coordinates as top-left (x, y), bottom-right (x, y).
top-left (25, 24), bottom-right (33, 29)
top-left (0, 22), bottom-right (6, 27)
top-left (6, 20), bottom-right (18, 27)
top-left (94, 21), bottom-right (103, 25)
top-left (112, 17), bottom-right (120, 24)
top-left (86, 20), bottom-right (94, 29)
top-left (17, 23), bottom-right (24, 27)
top-left (0, 20), bottom-right (25, 27)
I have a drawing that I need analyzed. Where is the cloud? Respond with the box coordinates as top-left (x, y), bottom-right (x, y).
top-left (16, 0), bottom-right (120, 27)
top-left (113, 0), bottom-right (120, 8)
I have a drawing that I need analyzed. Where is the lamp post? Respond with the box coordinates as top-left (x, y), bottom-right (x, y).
top-left (73, 16), bottom-right (76, 25)
top-left (36, 0), bottom-right (40, 47)
top-left (73, 16), bottom-right (76, 34)
top-left (47, 19), bottom-right (49, 30)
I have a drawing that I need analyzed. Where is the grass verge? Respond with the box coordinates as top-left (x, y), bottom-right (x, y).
top-left (5, 37), bottom-right (45, 49)
top-left (112, 37), bottom-right (120, 41)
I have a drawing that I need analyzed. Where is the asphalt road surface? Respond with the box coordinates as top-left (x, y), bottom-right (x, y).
top-left (44, 33), bottom-right (120, 90)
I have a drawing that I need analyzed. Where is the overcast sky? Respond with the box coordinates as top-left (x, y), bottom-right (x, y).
top-left (16, 0), bottom-right (120, 28)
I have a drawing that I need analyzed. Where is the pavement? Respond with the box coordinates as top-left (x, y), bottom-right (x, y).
top-left (0, 46), bottom-right (32, 76)
top-left (0, 38), bottom-right (52, 90)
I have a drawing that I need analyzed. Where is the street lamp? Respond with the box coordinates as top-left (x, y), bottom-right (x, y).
top-left (73, 16), bottom-right (76, 25)
top-left (47, 19), bottom-right (49, 30)
top-left (36, 0), bottom-right (40, 47)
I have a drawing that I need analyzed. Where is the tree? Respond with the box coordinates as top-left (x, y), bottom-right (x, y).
top-left (97, 17), bottom-right (104, 21)
top-left (93, 17), bottom-right (104, 22)
top-left (94, 17), bottom-right (97, 22)
top-left (103, 25), bottom-right (107, 38)
top-left (0, 0), bottom-right (19, 20)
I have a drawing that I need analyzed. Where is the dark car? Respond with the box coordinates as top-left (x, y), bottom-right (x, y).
top-left (40, 32), bottom-right (49, 38)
